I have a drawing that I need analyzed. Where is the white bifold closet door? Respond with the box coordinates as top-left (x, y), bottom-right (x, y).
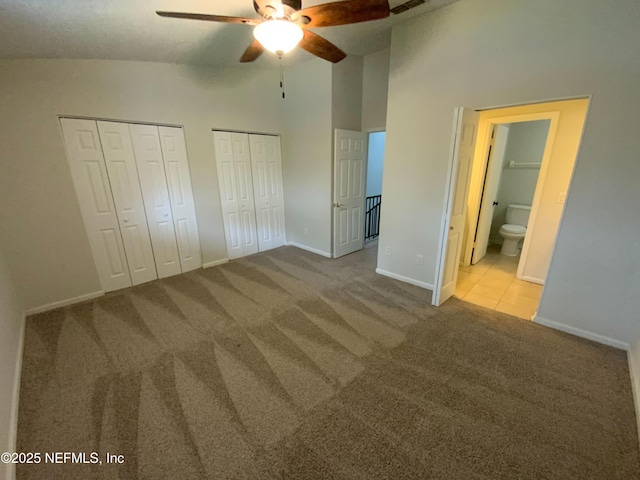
top-left (60, 119), bottom-right (133, 292)
top-left (249, 134), bottom-right (286, 252)
top-left (129, 123), bottom-right (182, 278)
top-left (213, 131), bottom-right (260, 259)
top-left (62, 118), bottom-right (201, 293)
top-left (97, 121), bottom-right (158, 285)
top-left (158, 127), bottom-right (202, 273)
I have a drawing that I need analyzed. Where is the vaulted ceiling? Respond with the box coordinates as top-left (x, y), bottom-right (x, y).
top-left (0, 0), bottom-right (459, 67)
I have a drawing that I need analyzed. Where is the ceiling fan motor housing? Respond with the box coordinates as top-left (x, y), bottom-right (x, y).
top-left (262, 0), bottom-right (303, 19)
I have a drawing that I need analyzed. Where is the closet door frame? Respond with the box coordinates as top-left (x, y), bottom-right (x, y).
top-left (62, 116), bottom-right (204, 293)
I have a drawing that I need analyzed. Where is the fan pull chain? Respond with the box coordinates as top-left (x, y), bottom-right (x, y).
top-left (279, 58), bottom-right (286, 99)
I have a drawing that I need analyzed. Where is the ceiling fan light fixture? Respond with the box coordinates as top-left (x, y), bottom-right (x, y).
top-left (253, 20), bottom-right (303, 55)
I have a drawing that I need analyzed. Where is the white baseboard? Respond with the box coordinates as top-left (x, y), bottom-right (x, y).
top-left (5, 314), bottom-right (26, 480)
top-left (375, 268), bottom-right (434, 290)
top-left (25, 290), bottom-right (105, 316)
top-left (202, 258), bottom-right (229, 269)
top-left (286, 242), bottom-right (332, 258)
top-left (518, 275), bottom-right (544, 285)
top-left (534, 315), bottom-right (629, 351)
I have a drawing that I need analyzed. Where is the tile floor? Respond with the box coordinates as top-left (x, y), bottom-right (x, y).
top-left (455, 244), bottom-right (543, 320)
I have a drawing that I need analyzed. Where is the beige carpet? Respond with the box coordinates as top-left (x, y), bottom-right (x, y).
top-left (17, 243), bottom-right (640, 479)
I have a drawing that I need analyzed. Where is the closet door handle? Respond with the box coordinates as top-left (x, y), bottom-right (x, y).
top-left (163, 213), bottom-right (169, 218)
top-left (123, 218), bottom-right (130, 223)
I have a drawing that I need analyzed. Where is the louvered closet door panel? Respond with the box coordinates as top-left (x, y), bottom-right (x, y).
top-left (60, 118), bottom-right (132, 292)
top-left (249, 134), bottom-right (286, 251)
top-left (158, 126), bottom-right (203, 272)
top-left (231, 133), bottom-right (259, 256)
top-left (129, 124), bottom-right (182, 278)
top-left (97, 121), bottom-right (158, 286)
top-left (213, 131), bottom-right (244, 260)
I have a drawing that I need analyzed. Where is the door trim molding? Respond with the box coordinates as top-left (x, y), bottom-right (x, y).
top-left (432, 107), bottom-right (465, 306)
top-left (518, 275), bottom-right (544, 285)
top-left (375, 268), bottom-right (433, 290)
top-left (25, 290), bottom-right (105, 315)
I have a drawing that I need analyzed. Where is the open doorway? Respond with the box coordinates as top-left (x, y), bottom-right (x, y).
top-left (360, 131), bottom-right (385, 269)
top-left (433, 99), bottom-right (590, 318)
top-left (364, 131), bottom-right (385, 242)
top-left (456, 119), bottom-right (551, 318)
top-left (332, 129), bottom-right (385, 267)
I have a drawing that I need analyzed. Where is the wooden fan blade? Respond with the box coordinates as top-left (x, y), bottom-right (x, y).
top-left (240, 39), bottom-right (265, 63)
top-left (293, 0), bottom-right (390, 28)
top-left (156, 11), bottom-right (259, 25)
top-left (299, 30), bottom-right (346, 63)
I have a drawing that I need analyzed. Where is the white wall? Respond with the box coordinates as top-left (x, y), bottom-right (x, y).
top-left (281, 59), bottom-right (333, 255)
top-left (362, 48), bottom-right (390, 130)
top-left (0, 244), bottom-right (24, 480)
top-left (380, 0), bottom-right (640, 346)
top-left (490, 120), bottom-right (549, 243)
top-left (0, 59), bottom-right (284, 311)
top-left (366, 132), bottom-right (386, 197)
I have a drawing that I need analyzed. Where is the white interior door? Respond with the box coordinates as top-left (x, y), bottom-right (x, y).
top-left (230, 133), bottom-right (260, 257)
top-left (213, 131), bottom-right (244, 260)
top-left (434, 108), bottom-right (480, 306)
top-left (333, 129), bottom-right (367, 258)
top-left (129, 124), bottom-right (182, 278)
top-left (158, 126), bottom-right (202, 272)
top-left (472, 124), bottom-right (509, 264)
top-left (249, 134), bottom-right (286, 252)
top-left (60, 118), bottom-right (132, 292)
top-left (97, 121), bottom-right (158, 286)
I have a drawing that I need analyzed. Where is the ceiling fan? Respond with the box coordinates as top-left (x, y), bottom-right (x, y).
top-left (156, 0), bottom-right (390, 63)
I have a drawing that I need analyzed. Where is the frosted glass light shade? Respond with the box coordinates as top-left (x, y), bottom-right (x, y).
top-left (253, 20), bottom-right (303, 54)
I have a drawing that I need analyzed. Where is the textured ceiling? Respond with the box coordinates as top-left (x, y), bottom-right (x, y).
top-left (0, 0), bottom-right (459, 67)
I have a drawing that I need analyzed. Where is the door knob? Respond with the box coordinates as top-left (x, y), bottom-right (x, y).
top-left (164, 213), bottom-right (169, 217)
top-left (334, 202), bottom-right (344, 207)
top-left (123, 218), bottom-right (129, 223)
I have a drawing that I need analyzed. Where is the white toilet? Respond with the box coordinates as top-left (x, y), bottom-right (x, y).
top-left (499, 204), bottom-right (531, 256)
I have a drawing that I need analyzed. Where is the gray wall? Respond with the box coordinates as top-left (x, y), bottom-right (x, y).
top-left (281, 59), bottom-right (333, 255)
top-left (362, 48), bottom-right (390, 130)
top-left (332, 55), bottom-right (364, 132)
top-left (379, 0), bottom-right (640, 345)
top-left (490, 120), bottom-right (550, 243)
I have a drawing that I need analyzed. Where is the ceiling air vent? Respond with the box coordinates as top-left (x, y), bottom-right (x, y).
top-left (391, 0), bottom-right (425, 15)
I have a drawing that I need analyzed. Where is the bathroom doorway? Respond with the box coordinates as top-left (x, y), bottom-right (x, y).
top-left (434, 98), bottom-right (590, 318)
top-left (470, 120), bottom-right (550, 265)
